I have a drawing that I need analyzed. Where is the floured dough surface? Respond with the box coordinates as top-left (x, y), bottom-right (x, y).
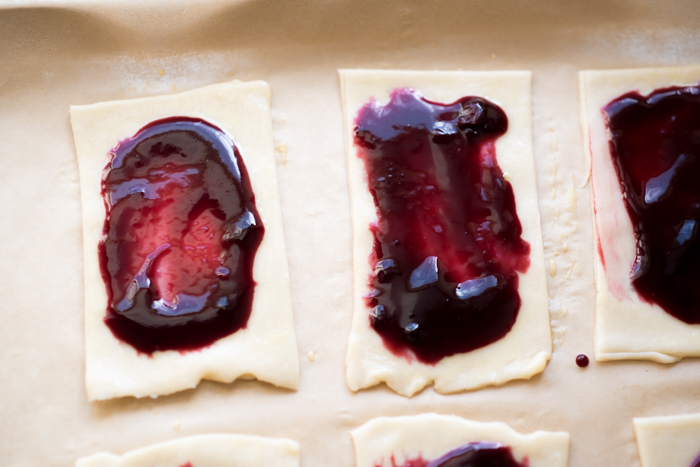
top-left (352, 414), bottom-right (569, 467)
top-left (75, 434), bottom-right (300, 467)
top-left (634, 413), bottom-right (700, 467)
top-left (70, 80), bottom-right (299, 401)
top-left (579, 66), bottom-right (700, 362)
top-left (340, 69), bottom-right (551, 396)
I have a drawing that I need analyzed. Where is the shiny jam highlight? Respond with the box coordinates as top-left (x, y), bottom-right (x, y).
top-left (384, 442), bottom-right (528, 467)
top-left (604, 85), bottom-right (700, 324)
top-left (99, 117), bottom-right (263, 354)
top-left (354, 88), bottom-right (530, 364)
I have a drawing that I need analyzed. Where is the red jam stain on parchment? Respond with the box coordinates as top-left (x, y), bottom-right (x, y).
top-left (378, 442), bottom-right (528, 467)
top-left (354, 88), bottom-right (530, 364)
top-left (604, 84), bottom-right (700, 324)
top-left (99, 117), bottom-right (263, 354)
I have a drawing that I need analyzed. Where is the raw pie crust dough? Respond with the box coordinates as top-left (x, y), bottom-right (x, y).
top-left (352, 414), bottom-right (569, 467)
top-left (579, 65), bottom-right (700, 362)
top-left (70, 80), bottom-right (299, 401)
top-left (340, 69), bottom-right (551, 396)
top-left (634, 413), bottom-right (700, 467)
top-left (75, 434), bottom-right (300, 467)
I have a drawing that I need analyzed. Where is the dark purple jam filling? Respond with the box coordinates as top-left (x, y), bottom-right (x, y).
top-left (354, 88), bottom-right (530, 364)
top-left (99, 117), bottom-right (263, 354)
top-left (427, 442), bottom-right (528, 467)
top-left (604, 85), bottom-right (700, 324)
top-left (385, 442), bottom-right (528, 467)
top-left (691, 453), bottom-right (700, 467)
top-left (575, 354), bottom-right (589, 368)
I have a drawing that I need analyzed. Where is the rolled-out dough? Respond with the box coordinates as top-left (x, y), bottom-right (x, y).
top-left (634, 413), bottom-right (700, 467)
top-left (75, 433), bottom-right (300, 467)
top-left (579, 66), bottom-right (700, 362)
top-left (340, 69), bottom-right (551, 396)
top-left (351, 414), bottom-right (569, 467)
top-left (70, 80), bottom-right (299, 401)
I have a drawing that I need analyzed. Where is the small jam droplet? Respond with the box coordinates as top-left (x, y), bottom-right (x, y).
top-left (576, 354), bottom-right (589, 368)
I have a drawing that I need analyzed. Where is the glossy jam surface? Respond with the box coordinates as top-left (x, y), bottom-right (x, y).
top-left (355, 88), bottom-right (530, 364)
top-left (575, 354), bottom-right (589, 368)
top-left (604, 85), bottom-right (700, 324)
top-left (100, 117), bottom-right (263, 354)
top-left (383, 442), bottom-right (527, 467)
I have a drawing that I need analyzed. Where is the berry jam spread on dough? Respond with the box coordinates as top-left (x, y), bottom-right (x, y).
top-left (354, 88), bottom-right (530, 364)
top-left (99, 117), bottom-right (263, 354)
top-left (383, 442), bottom-right (528, 467)
top-left (604, 85), bottom-right (700, 324)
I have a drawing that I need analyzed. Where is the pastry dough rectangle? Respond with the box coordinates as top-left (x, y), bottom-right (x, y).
top-left (634, 414), bottom-right (700, 467)
top-left (76, 434), bottom-right (300, 467)
top-left (341, 69), bottom-right (551, 396)
top-left (70, 80), bottom-right (299, 401)
top-left (352, 414), bottom-right (569, 467)
top-left (579, 66), bottom-right (700, 362)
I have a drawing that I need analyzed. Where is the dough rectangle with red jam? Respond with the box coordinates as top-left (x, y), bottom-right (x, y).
top-left (341, 70), bottom-right (551, 396)
top-left (352, 414), bottom-right (569, 467)
top-left (76, 433), bottom-right (300, 467)
top-left (71, 80), bottom-right (298, 401)
top-left (580, 66), bottom-right (700, 362)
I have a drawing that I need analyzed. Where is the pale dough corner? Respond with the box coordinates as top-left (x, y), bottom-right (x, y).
top-left (579, 65), bottom-right (700, 363)
top-left (70, 80), bottom-right (299, 401)
top-left (351, 414), bottom-right (569, 467)
top-left (634, 413), bottom-right (700, 467)
top-left (339, 69), bottom-right (551, 397)
top-left (75, 434), bottom-right (300, 467)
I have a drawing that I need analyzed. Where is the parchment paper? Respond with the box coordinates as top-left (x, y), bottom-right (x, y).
top-left (1, 1), bottom-right (700, 466)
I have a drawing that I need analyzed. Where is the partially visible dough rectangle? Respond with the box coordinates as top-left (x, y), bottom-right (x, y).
top-left (76, 434), bottom-right (300, 467)
top-left (579, 66), bottom-right (700, 362)
top-left (634, 413), bottom-right (700, 467)
top-left (340, 69), bottom-right (551, 396)
top-left (70, 80), bottom-right (298, 400)
top-left (352, 414), bottom-right (569, 467)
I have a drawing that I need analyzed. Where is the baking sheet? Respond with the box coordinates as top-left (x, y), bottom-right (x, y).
top-left (1, 1), bottom-right (700, 466)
